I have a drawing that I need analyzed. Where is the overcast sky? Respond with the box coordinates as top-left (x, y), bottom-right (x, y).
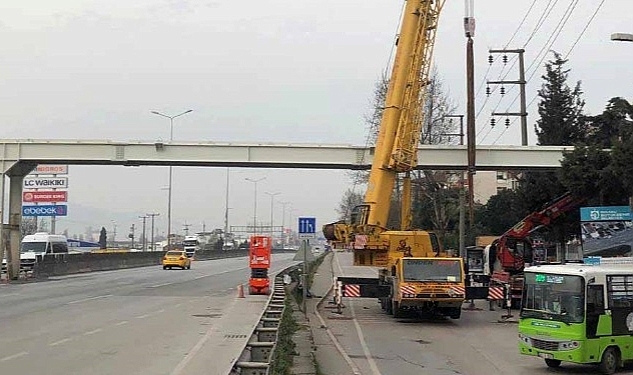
top-left (1, 0), bottom-right (631, 239)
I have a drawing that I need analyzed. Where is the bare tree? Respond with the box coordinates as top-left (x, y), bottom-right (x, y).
top-left (336, 189), bottom-right (364, 221)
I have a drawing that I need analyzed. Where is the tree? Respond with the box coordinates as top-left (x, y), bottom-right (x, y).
top-left (585, 97), bottom-right (633, 148)
top-left (534, 52), bottom-right (586, 146)
top-left (99, 227), bottom-right (107, 249)
top-left (21, 217), bottom-right (37, 237)
top-left (335, 189), bottom-right (364, 221)
top-left (477, 189), bottom-right (525, 235)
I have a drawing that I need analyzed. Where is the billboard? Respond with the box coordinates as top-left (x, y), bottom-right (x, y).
top-left (22, 205), bottom-right (68, 217)
top-left (32, 164), bottom-right (69, 175)
top-left (580, 206), bottom-right (633, 257)
top-left (22, 191), bottom-right (68, 203)
top-left (23, 177), bottom-right (68, 189)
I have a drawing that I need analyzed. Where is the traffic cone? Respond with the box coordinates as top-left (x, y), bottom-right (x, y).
top-left (237, 284), bottom-right (245, 298)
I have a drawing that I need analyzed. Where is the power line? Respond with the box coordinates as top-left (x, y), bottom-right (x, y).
top-left (564, 0), bottom-right (606, 59)
top-left (504, 0), bottom-right (540, 49)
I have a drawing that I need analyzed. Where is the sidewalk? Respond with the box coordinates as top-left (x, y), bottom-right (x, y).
top-left (289, 251), bottom-right (354, 375)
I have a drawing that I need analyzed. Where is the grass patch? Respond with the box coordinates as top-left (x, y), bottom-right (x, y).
top-left (291, 253), bottom-right (327, 307)
top-left (269, 296), bottom-right (299, 375)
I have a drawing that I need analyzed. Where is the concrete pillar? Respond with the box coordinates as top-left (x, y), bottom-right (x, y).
top-left (7, 175), bottom-right (23, 280)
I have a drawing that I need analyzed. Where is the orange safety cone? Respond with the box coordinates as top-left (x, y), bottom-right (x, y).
top-left (237, 284), bottom-right (245, 298)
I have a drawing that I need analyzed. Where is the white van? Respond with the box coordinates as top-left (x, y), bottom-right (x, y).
top-left (20, 232), bottom-right (69, 269)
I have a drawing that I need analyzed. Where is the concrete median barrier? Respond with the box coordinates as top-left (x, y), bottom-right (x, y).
top-left (31, 248), bottom-right (297, 278)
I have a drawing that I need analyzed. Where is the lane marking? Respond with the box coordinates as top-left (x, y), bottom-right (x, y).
top-left (0, 292), bottom-right (20, 297)
top-left (155, 309), bottom-right (165, 314)
top-left (314, 253), bottom-right (362, 375)
top-left (49, 338), bottom-right (72, 346)
top-left (169, 299), bottom-right (238, 375)
top-left (115, 321), bottom-right (129, 326)
top-left (350, 300), bottom-right (383, 375)
top-left (135, 314), bottom-right (150, 319)
top-left (67, 294), bottom-right (112, 304)
top-left (149, 282), bottom-right (174, 288)
top-left (84, 328), bottom-right (103, 336)
top-left (175, 303), bottom-right (183, 308)
top-left (1, 351), bottom-right (28, 362)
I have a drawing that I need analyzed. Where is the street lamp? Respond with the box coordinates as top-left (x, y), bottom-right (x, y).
top-left (150, 109), bottom-right (193, 251)
top-left (611, 33), bottom-right (633, 42)
top-left (264, 192), bottom-right (281, 236)
top-left (279, 201), bottom-right (291, 246)
top-left (245, 177), bottom-right (266, 234)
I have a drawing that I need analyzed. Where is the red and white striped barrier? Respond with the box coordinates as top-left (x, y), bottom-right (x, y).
top-left (487, 286), bottom-right (505, 300)
top-left (343, 284), bottom-right (361, 297)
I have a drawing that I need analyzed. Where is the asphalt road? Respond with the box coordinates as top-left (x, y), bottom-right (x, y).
top-left (0, 254), bottom-right (297, 375)
top-left (319, 252), bottom-right (633, 375)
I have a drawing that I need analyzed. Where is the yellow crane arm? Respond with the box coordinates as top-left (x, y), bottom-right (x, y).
top-left (364, 0), bottom-right (445, 228)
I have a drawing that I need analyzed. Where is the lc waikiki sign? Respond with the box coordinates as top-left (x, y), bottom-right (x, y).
top-left (23, 177), bottom-right (68, 189)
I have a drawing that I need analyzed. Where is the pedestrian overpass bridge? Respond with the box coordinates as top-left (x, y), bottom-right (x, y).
top-left (0, 139), bottom-right (571, 279)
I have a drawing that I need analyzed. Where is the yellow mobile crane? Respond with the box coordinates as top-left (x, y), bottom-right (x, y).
top-left (323, 0), bottom-right (466, 319)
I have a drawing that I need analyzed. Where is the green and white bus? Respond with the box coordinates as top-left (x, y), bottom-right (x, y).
top-left (519, 256), bottom-right (633, 374)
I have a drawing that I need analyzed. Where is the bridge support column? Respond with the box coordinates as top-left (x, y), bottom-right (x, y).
top-left (7, 175), bottom-right (23, 280)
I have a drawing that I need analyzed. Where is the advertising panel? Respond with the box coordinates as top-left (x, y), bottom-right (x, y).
top-left (32, 164), bottom-right (69, 175)
top-left (580, 206), bottom-right (633, 257)
top-left (23, 177), bottom-right (68, 189)
top-left (22, 191), bottom-right (68, 203)
top-left (22, 205), bottom-right (68, 217)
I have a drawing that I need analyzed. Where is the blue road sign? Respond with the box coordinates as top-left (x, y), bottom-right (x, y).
top-left (22, 204), bottom-right (68, 217)
top-left (298, 217), bottom-right (316, 238)
top-left (580, 206), bottom-right (631, 222)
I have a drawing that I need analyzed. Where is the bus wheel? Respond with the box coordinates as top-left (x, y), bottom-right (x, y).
top-left (599, 347), bottom-right (619, 375)
top-left (544, 359), bottom-right (561, 368)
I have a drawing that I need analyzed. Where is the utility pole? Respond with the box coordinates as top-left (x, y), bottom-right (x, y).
top-left (443, 114), bottom-right (466, 257)
top-left (265, 192), bottom-right (280, 237)
top-left (224, 168), bottom-right (230, 236)
top-left (183, 223), bottom-right (191, 236)
top-left (146, 213), bottom-right (160, 251)
top-left (487, 48), bottom-right (528, 145)
top-left (139, 215), bottom-right (148, 251)
top-left (129, 224), bottom-right (135, 250)
top-left (465, 0), bottom-right (477, 226)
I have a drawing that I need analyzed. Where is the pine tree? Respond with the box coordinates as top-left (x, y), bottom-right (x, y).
top-left (534, 52), bottom-right (586, 145)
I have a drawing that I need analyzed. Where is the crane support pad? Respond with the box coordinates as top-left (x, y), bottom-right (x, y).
top-left (337, 276), bottom-right (380, 285)
top-left (466, 286), bottom-right (490, 300)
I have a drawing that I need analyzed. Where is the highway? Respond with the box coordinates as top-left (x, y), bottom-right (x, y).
top-left (317, 252), bottom-right (633, 375)
top-left (0, 254), bottom-right (296, 375)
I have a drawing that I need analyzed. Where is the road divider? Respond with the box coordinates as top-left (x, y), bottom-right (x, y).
top-left (29, 248), bottom-right (297, 278)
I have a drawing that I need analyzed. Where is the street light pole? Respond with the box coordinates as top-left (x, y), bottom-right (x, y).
top-left (280, 201), bottom-right (290, 246)
top-left (150, 109), bottom-right (193, 251)
top-left (265, 192), bottom-right (280, 237)
top-left (245, 177), bottom-right (266, 234)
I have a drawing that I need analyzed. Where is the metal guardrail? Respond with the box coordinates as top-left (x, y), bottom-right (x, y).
top-left (230, 267), bottom-right (295, 375)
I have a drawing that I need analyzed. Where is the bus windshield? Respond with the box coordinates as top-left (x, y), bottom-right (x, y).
top-left (402, 259), bottom-right (462, 282)
top-left (21, 242), bottom-right (47, 253)
top-left (521, 272), bottom-right (584, 324)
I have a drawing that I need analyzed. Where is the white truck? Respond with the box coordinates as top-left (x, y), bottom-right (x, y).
top-left (182, 235), bottom-right (201, 258)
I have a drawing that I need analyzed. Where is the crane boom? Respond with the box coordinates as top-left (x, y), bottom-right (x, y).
top-left (364, 0), bottom-right (445, 228)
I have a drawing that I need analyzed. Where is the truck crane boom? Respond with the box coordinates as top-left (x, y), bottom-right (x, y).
top-left (360, 0), bottom-right (443, 229)
top-left (324, 1), bottom-right (466, 320)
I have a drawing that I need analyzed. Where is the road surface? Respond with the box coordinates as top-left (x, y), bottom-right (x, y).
top-left (316, 252), bottom-right (633, 375)
top-left (0, 254), bottom-right (296, 375)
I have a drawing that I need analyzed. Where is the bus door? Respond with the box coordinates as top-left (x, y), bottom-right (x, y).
top-left (586, 284), bottom-right (605, 338)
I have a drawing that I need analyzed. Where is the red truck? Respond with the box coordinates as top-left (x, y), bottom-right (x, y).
top-left (249, 235), bottom-right (272, 295)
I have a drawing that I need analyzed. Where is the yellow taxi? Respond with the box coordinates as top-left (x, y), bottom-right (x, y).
top-left (162, 250), bottom-right (191, 270)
